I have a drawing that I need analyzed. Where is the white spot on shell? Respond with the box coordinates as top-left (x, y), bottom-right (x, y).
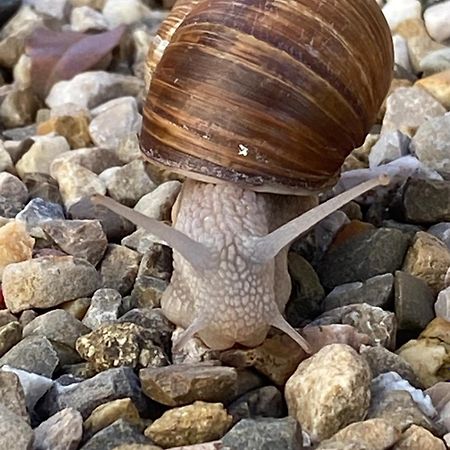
top-left (238, 144), bottom-right (249, 156)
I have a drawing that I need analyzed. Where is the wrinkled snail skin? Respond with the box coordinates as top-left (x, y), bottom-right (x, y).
top-left (95, 0), bottom-right (394, 351)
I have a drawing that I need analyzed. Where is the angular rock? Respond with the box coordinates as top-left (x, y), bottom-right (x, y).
top-left (285, 344), bottom-right (371, 442)
top-left (0, 87), bottom-right (40, 128)
top-left (43, 219), bottom-right (107, 266)
top-left (369, 131), bottom-right (410, 168)
top-left (323, 273), bottom-right (394, 311)
top-left (403, 231), bottom-right (450, 295)
top-left (0, 336), bottom-right (58, 377)
top-left (0, 322), bottom-right (22, 357)
top-left (145, 402), bottom-right (232, 448)
top-left (33, 408), bottom-right (83, 450)
top-left (0, 372), bottom-right (28, 421)
top-left (435, 286), bottom-right (450, 320)
top-left (60, 297), bottom-right (91, 321)
top-left (0, 172), bottom-right (28, 205)
top-left (71, 6), bottom-right (109, 32)
top-left (2, 256), bottom-right (100, 313)
top-left (0, 403), bottom-right (33, 450)
top-left (416, 70), bottom-right (450, 110)
top-left (82, 288), bottom-right (122, 330)
top-left (317, 228), bottom-right (410, 290)
top-left (421, 47), bottom-right (450, 74)
top-left (429, 223), bottom-right (450, 250)
top-left (395, 271), bottom-right (436, 331)
top-left (131, 275), bottom-right (168, 309)
top-left (22, 172), bottom-right (62, 205)
top-left (394, 424), bottom-right (446, 449)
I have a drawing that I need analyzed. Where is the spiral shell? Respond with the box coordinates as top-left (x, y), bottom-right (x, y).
top-left (141, 0), bottom-right (393, 194)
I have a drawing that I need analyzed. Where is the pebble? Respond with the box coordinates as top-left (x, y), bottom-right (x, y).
top-left (24, 0), bottom-right (70, 19)
top-left (99, 244), bottom-right (141, 295)
top-left (0, 371), bottom-right (28, 421)
top-left (145, 401), bottom-right (232, 448)
top-left (382, 0), bottom-right (422, 31)
top-left (102, 0), bottom-right (152, 27)
top-left (37, 367), bottom-right (148, 419)
top-left (43, 219), bottom-right (108, 266)
top-left (416, 70), bottom-right (450, 110)
top-left (16, 197), bottom-right (65, 238)
top-left (393, 34), bottom-right (413, 73)
top-left (2, 256), bottom-right (100, 313)
top-left (0, 144), bottom-right (14, 172)
top-left (435, 286), bottom-right (450, 320)
top-left (15, 135), bottom-right (70, 178)
top-left (90, 97), bottom-right (142, 150)
top-left (0, 335), bottom-right (59, 377)
top-left (382, 86), bottom-right (446, 136)
top-left (0, 222), bottom-right (34, 280)
top-left (424, 0), bottom-right (450, 42)
top-left (81, 419), bottom-right (151, 450)
top-left (71, 6), bottom-right (108, 32)
top-left (410, 113), bottom-right (450, 176)
top-left (23, 172), bottom-right (62, 205)
top-left (395, 424), bottom-right (446, 449)
top-left (82, 288), bottom-right (122, 330)
top-left (0, 87), bottom-right (41, 128)
top-left (421, 47), bottom-right (450, 74)
top-left (0, 172), bottom-right (28, 205)
top-left (46, 71), bottom-right (144, 109)
top-left (33, 407), bottom-right (83, 450)
top-left (76, 322), bottom-right (168, 371)
top-left (221, 417), bottom-right (302, 450)
top-left (311, 303), bottom-right (397, 349)
top-left (84, 398), bottom-right (141, 439)
top-left (0, 322), bottom-right (22, 357)
top-left (61, 298), bottom-right (91, 321)
top-left (285, 344), bottom-right (371, 442)
top-left (316, 418), bottom-right (400, 450)
top-left (403, 231), bottom-right (450, 295)
top-left (394, 271), bottom-right (436, 331)
top-left (0, 403), bottom-right (34, 450)
top-left (131, 274), bottom-right (168, 309)
top-left (368, 130), bottom-right (410, 168)
top-left (317, 228), bottom-right (410, 290)
top-left (323, 273), bottom-right (394, 311)
top-left (100, 160), bottom-right (156, 207)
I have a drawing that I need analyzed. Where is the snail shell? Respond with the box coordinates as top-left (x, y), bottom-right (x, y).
top-left (141, 0), bottom-right (393, 194)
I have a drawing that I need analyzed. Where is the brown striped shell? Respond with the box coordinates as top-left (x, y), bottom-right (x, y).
top-left (141, 0), bottom-right (393, 194)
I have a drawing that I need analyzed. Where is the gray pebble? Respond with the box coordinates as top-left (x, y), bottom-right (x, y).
top-left (82, 288), bottom-right (122, 330)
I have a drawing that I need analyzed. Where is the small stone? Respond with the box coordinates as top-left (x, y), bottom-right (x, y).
top-left (82, 288), bottom-right (122, 330)
top-left (428, 223), bottom-right (450, 250)
top-left (15, 135), bottom-right (70, 178)
top-left (3, 256), bottom-right (100, 313)
top-left (393, 34), bottom-right (413, 73)
top-left (0, 172), bottom-right (28, 206)
top-left (90, 97), bottom-right (142, 150)
top-left (0, 322), bottom-right (22, 357)
top-left (24, 0), bottom-right (70, 20)
top-left (84, 398), bottom-right (141, 439)
top-left (76, 322), bottom-right (168, 372)
top-left (0, 311), bottom-right (17, 328)
top-left (134, 181), bottom-right (181, 220)
top-left (140, 364), bottom-right (239, 407)
top-left (99, 244), bottom-right (141, 295)
top-left (52, 161), bottom-right (106, 209)
top-left (0, 222), bottom-right (34, 280)
top-left (22, 172), bottom-right (62, 205)
top-left (34, 408), bottom-right (83, 450)
top-left (71, 6), bottom-right (108, 32)
top-left (424, 0), bottom-right (450, 42)
top-left (81, 419), bottom-right (151, 450)
top-left (222, 417), bottom-right (301, 450)
top-left (145, 401), bottom-right (232, 448)
top-left (0, 403), bottom-right (33, 450)
top-left (323, 273), bottom-right (394, 311)
top-left (382, 86), bottom-right (446, 136)
top-left (317, 228), bottom-right (410, 290)
top-left (37, 114), bottom-right (91, 149)
top-left (421, 47), bottom-right (450, 74)
top-left (311, 304), bottom-right (397, 349)
top-left (285, 344), bottom-right (371, 442)
top-left (0, 87), bottom-right (40, 128)
top-left (100, 160), bottom-right (156, 207)
top-left (43, 219), bottom-right (108, 266)
top-left (369, 131), bottom-right (410, 168)
top-left (0, 335), bottom-right (58, 377)
top-left (382, 0), bottom-right (422, 31)
top-left (435, 287), bottom-right (450, 320)
top-left (403, 231), bottom-right (450, 295)
top-left (131, 276), bottom-right (168, 309)
top-left (46, 71), bottom-right (144, 110)
top-left (416, 70), bottom-right (450, 110)
top-left (16, 198), bottom-right (65, 239)
top-left (394, 424), bottom-right (446, 449)
top-left (102, 0), bottom-right (152, 27)
top-left (0, 144), bottom-right (14, 172)
top-left (0, 371), bottom-right (28, 421)
top-left (37, 367), bottom-right (148, 419)
top-left (61, 298), bottom-right (91, 321)
top-left (395, 271), bottom-right (436, 331)
top-left (316, 418), bottom-right (401, 450)
top-left (19, 311), bottom-right (38, 328)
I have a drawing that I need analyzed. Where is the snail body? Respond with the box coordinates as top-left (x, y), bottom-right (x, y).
top-left (95, 0), bottom-right (393, 351)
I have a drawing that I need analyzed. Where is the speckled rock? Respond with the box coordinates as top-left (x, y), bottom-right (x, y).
top-left (0, 403), bottom-right (33, 450)
top-left (403, 231), bottom-right (450, 295)
top-left (0, 87), bottom-right (41, 128)
top-left (394, 424), bottom-right (446, 449)
top-left (403, 179), bottom-right (450, 224)
top-left (316, 418), bottom-right (401, 450)
top-left (145, 401), bottom-right (232, 448)
top-left (323, 273), bottom-right (394, 311)
top-left (369, 130), bottom-right (410, 168)
top-left (61, 298), bottom-right (91, 321)
top-left (435, 287), bottom-right (450, 320)
top-left (416, 70), bottom-right (450, 109)
top-left (84, 398), bottom-right (141, 439)
top-left (76, 322), bottom-right (168, 371)
top-left (0, 336), bottom-right (59, 377)
top-left (43, 219), bottom-right (108, 266)
top-left (0, 172), bottom-right (28, 206)
top-left (33, 408), bottom-right (83, 450)
top-left (317, 228), bottom-right (410, 290)
top-left (311, 304), bottom-right (397, 349)
top-left (285, 344), bottom-right (371, 442)
top-left (23, 172), bottom-right (62, 205)
top-left (82, 288), bottom-right (122, 330)
top-left (0, 371), bottom-right (28, 421)
top-left (2, 256), bottom-right (100, 313)
top-left (0, 322), bottom-right (22, 357)
top-left (0, 222), bottom-right (34, 280)
top-left (99, 244), bottom-right (141, 295)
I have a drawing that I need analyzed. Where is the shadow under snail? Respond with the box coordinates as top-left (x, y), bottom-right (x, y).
top-left (93, 0), bottom-right (394, 353)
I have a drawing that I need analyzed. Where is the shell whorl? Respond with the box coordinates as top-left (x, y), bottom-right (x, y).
top-left (141, 0), bottom-right (393, 193)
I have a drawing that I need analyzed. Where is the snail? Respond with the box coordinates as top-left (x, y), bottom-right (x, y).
top-left (93, 0), bottom-right (393, 352)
